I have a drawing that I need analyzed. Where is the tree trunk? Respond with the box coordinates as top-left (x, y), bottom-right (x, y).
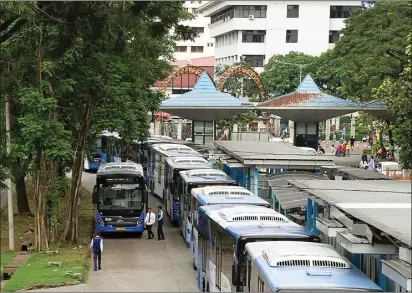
top-left (63, 104), bottom-right (92, 243)
top-left (33, 151), bottom-right (49, 251)
top-left (15, 174), bottom-right (31, 214)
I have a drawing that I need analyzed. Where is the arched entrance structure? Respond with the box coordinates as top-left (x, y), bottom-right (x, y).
top-left (158, 65), bottom-right (212, 93)
top-left (216, 65), bottom-right (266, 101)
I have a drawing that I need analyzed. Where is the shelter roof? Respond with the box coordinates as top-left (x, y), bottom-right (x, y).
top-left (266, 172), bottom-right (328, 209)
top-left (320, 165), bottom-right (392, 180)
top-left (288, 179), bottom-right (411, 246)
top-left (215, 140), bottom-right (334, 169)
top-left (257, 75), bottom-right (363, 122)
top-left (159, 72), bottom-right (253, 121)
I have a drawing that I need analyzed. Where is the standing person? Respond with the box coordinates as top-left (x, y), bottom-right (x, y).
top-left (145, 207), bottom-right (156, 239)
top-left (350, 136), bottom-right (355, 151)
top-left (360, 154), bottom-right (368, 169)
top-left (367, 155), bottom-right (376, 171)
top-left (157, 206), bottom-right (165, 241)
top-left (346, 141), bottom-right (351, 157)
top-left (90, 233), bottom-right (103, 271)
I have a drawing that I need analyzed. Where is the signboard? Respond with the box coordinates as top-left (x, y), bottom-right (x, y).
top-left (104, 177), bottom-right (138, 184)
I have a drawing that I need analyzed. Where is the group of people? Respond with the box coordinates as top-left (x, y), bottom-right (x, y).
top-left (331, 137), bottom-right (355, 157)
top-left (359, 154), bottom-right (377, 170)
top-left (89, 206), bottom-right (165, 271)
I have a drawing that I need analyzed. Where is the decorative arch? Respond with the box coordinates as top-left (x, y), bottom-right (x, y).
top-left (158, 65), bottom-right (212, 92)
top-left (216, 65), bottom-right (266, 101)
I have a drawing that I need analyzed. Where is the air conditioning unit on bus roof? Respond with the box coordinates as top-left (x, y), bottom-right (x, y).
top-left (187, 169), bottom-right (226, 177)
top-left (262, 242), bottom-right (351, 269)
top-left (172, 157), bottom-right (207, 164)
top-left (218, 206), bottom-right (290, 223)
top-left (200, 186), bottom-right (253, 196)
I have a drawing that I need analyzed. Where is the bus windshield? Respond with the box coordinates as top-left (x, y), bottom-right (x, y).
top-left (98, 184), bottom-right (143, 210)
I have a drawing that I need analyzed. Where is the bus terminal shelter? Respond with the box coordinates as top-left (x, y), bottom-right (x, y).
top-left (289, 179), bottom-right (411, 292)
top-left (213, 140), bottom-right (334, 197)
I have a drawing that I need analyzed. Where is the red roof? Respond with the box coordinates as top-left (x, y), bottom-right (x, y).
top-left (154, 56), bottom-right (215, 89)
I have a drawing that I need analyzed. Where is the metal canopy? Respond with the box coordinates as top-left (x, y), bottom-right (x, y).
top-left (266, 172), bottom-right (328, 209)
top-left (361, 100), bottom-right (395, 121)
top-left (257, 75), bottom-right (364, 122)
top-left (159, 72), bottom-right (254, 121)
top-left (215, 140), bottom-right (335, 169)
top-left (288, 179), bottom-right (411, 246)
top-left (320, 165), bottom-right (393, 180)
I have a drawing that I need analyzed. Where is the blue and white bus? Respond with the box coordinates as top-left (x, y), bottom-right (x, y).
top-left (148, 143), bottom-right (203, 199)
top-left (178, 170), bottom-right (239, 244)
top-left (196, 205), bottom-right (320, 292)
top-left (245, 241), bottom-right (383, 292)
top-left (164, 156), bottom-right (213, 223)
top-left (84, 131), bottom-right (121, 172)
top-left (92, 162), bottom-right (148, 234)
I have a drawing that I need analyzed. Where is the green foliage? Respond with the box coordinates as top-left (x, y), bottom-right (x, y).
top-left (317, 2), bottom-right (411, 102)
top-left (261, 52), bottom-right (318, 97)
top-left (374, 33), bottom-right (412, 169)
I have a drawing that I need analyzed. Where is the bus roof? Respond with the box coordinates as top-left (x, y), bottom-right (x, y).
top-left (192, 186), bottom-right (253, 197)
top-left (179, 169), bottom-right (236, 184)
top-left (151, 143), bottom-right (203, 157)
top-left (165, 157), bottom-right (212, 170)
top-left (246, 241), bottom-right (383, 292)
top-left (196, 195), bottom-right (269, 207)
top-left (202, 206), bottom-right (304, 239)
top-left (97, 162), bottom-right (144, 177)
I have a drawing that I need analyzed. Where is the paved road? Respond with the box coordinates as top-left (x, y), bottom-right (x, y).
top-left (29, 172), bottom-right (197, 292)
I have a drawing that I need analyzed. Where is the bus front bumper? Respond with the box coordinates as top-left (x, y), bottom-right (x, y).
top-left (96, 222), bottom-right (145, 233)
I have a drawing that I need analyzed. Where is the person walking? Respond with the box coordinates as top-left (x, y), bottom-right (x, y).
top-left (350, 136), bottom-right (355, 151)
top-left (345, 141), bottom-right (351, 157)
top-left (90, 233), bottom-right (103, 271)
top-left (145, 207), bottom-right (156, 239)
top-left (367, 155), bottom-right (376, 171)
top-left (157, 206), bottom-right (165, 241)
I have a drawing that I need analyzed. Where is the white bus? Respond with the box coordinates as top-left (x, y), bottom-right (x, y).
top-left (245, 241), bottom-right (383, 292)
top-left (148, 143), bottom-right (203, 199)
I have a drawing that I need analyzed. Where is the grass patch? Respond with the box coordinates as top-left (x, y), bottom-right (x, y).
top-left (0, 179), bottom-right (94, 291)
top-left (3, 249), bottom-right (90, 292)
top-left (0, 250), bottom-right (18, 279)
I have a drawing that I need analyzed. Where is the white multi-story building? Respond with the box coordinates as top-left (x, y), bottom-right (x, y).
top-left (198, 1), bottom-right (361, 71)
top-left (173, 1), bottom-right (215, 61)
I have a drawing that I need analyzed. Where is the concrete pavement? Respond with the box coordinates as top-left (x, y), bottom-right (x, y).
top-left (26, 171), bottom-right (197, 292)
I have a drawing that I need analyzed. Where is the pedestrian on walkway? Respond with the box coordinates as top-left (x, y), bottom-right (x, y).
top-left (90, 233), bottom-right (103, 271)
top-left (145, 207), bottom-right (156, 239)
top-left (345, 142), bottom-right (351, 157)
top-left (367, 155), bottom-right (376, 171)
top-left (350, 136), bottom-right (355, 151)
top-left (157, 206), bottom-right (165, 241)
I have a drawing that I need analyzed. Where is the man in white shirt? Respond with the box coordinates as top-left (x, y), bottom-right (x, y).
top-left (144, 207), bottom-right (156, 239)
top-left (90, 233), bottom-right (103, 271)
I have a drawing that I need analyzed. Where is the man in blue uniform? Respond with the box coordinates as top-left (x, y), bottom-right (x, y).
top-left (157, 206), bottom-right (165, 241)
top-left (90, 233), bottom-right (103, 271)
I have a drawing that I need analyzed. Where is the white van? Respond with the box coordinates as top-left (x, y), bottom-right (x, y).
top-left (376, 162), bottom-right (402, 176)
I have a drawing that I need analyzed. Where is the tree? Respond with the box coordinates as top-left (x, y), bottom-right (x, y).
top-left (374, 33), bottom-right (412, 169)
top-left (261, 52), bottom-right (318, 97)
top-left (1, 1), bottom-right (197, 250)
top-left (317, 2), bottom-right (411, 102)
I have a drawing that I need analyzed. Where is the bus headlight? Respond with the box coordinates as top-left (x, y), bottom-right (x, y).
top-left (98, 220), bottom-right (105, 225)
top-left (174, 209), bottom-right (179, 215)
top-left (137, 220), bottom-right (143, 225)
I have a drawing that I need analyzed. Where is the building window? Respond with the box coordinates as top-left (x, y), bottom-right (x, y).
top-left (192, 8), bottom-right (198, 14)
top-left (207, 42), bottom-right (214, 47)
top-left (234, 5), bottom-right (267, 18)
top-left (287, 5), bottom-right (299, 18)
top-left (211, 7), bottom-right (235, 24)
top-left (191, 46), bottom-right (204, 53)
top-left (243, 55), bottom-right (265, 67)
top-left (193, 121), bottom-right (214, 145)
top-left (330, 6), bottom-right (353, 18)
top-left (242, 30), bottom-right (266, 43)
top-left (175, 46), bottom-right (187, 52)
top-left (329, 30), bottom-right (340, 43)
top-left (193, 27), bottom-right (204, 34)
top-left (286, 30), bottom-right (298, 43)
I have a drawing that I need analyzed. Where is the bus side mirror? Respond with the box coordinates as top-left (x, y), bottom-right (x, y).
top-left (92, 186), bottom-right (98, 204)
